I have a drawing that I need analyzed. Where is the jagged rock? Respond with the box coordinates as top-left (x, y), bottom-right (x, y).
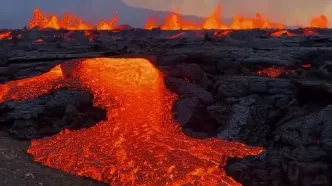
top-left (165, 76), bottom-right (213, 104)
top-left (299, 49), bottom-right (332, 67)
top-left (300, 36), bottom-right (332, 47)
top-left (217, 99), bottom-right (251, 140)
top-left (216, 94), bottom-right (286, 146)
top-left (316, 61), bottom-right (332, 80)
top-left (293, 79), bottom-right (332, 104)
top-left (216, 58), bottom-right (239, 74)
top-left (242, 56), bottom-right (289, 66)
top-left (172, 91), bottom-right (220, 136)
top-left (181, 63), bottom-right (210, 89)
top-left (173, 96), bottom-right (200, 127)
top-left (167, 75), bottom-right (218, 136)
top-left (215, 76), bottom-right (294, 98)
top-left (321, 105), bottom-right (332, 153)
top-left (166, 63), bottom-right (210, 89)
top-left (0, 89), bottom-right (106, 139)
top-left (226, 105), bottom-right (332, 186)
top-left (293, 80), bottom-right (332, 93)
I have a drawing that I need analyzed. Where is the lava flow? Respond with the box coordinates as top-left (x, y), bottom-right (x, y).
top-left (0, 31), bottom-right (12, 40)
top-left (0, 58), bottom-right (263, 185)
top-left (270, 30), bottom-right (296, 37)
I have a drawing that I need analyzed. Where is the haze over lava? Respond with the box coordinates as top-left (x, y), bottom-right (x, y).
top-left (0, 58), bottom-right (263, 185)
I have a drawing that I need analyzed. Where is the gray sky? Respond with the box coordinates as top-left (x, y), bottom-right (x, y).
top-left (0, 0), bottom-right (330, 28)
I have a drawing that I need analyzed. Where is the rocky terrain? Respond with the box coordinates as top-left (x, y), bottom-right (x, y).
top-left (1, 28), bottom-right (332, 185)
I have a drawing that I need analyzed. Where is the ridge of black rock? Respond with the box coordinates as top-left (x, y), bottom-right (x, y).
top-left (0, 89), bottom-right (107, 140)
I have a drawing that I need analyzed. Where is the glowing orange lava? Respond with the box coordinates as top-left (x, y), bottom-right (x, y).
top-left (214, 30), bottom-right (232, 37)
top-left (0, 31), bottom-right (12, 40)
top-left (302, 64), bottom-right (311, 68)
top-left (144, 5), bottom-right (285, 30)
top-left (145, 7), bottom-right (286, 30)
top-left (310, 14), bottom-right (328, 28)
top-left (0, 58), bottom-right (263, 185)
top-left (270, 30), bottom-right (296, 37)
top-left (33, 38), bottom-right (43, 43)
top-left (257, 66), bottom-right (295, 78)
top-left (27, 5), bottom-right (329, 31)
top-left (167, 32), bottom-right (185, 39)
top-left (303, 28), bottom-right (318, 36)
top-left (28, 9), bottom-right (118, 30)
top-left (83, 30), bottom-right (94, 41)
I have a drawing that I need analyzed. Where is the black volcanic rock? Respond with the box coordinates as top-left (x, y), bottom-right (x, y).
top-left (0, 89), bottom-right (106, 139)
top-left (214, 76), bottom-right (295, 98)
top-left (165, 77), bottom-right (213, 104)
top-left (226, 105), bottom-right (332, 186)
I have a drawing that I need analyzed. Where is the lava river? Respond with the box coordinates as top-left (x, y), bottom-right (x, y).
top-left (0, 58), bottom-right (263, 186)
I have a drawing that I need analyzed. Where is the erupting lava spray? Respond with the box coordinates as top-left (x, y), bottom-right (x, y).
top-left (0, 58), bottom-right (263, 185)
top-left (27, 5), bottom-right (329, 30)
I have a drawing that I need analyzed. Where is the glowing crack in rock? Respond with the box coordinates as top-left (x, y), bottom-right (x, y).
top-left (257, 66), bottom-right (295, 78)
top-left (0, 58), bottom-right (263, 185)
top-left (270, 30), bottom-right (297, 37)
top-left (0, 31), bottom-right (12, 40)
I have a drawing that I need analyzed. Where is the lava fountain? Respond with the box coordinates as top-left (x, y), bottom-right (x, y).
top-left (0, 58), bottom-right (263, 185)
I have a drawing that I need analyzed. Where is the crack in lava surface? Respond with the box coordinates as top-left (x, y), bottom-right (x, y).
top-left (0, 58), bottom-right (263, 186)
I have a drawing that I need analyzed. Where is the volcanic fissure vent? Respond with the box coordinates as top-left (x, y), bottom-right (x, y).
top-left (0, 58), bottom-right (262, 185)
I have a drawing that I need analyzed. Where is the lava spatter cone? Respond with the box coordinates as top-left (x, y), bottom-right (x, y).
top-left (0, 58), bottom-right (263, 185)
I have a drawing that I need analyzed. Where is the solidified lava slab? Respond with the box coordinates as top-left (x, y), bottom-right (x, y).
top-left (0, 58), bottom-right (263, 186)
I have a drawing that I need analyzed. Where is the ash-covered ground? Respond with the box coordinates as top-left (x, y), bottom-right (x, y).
top-left (1, 28), bottom-right (332, 185)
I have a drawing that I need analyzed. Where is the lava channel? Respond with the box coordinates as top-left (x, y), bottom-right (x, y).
top-left (0, 58), bottom-right (263, 186)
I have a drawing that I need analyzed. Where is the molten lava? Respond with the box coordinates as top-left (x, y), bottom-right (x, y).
top-left (257, 66), bottom-right (295, 78)
top-left (302, 64), bottom-right (311, 68)
top-left (0, 58), bottom-right (263, 185)
top-left (214, 30), bottom-right (232, 37)
top-left (28, 9), bottom-right (118, 30)
top-left (167, 32), bottom-right (186, 39)
top-left (310, 14), bottom-right (328, 28)
top-left (270, 30), bottom-right (296, 37)
top-left (27, 5), bottom-right (329, 31)
top-left (83, 31), bottom-right (94, 41)
top-left (144, 7), bottom-right (284, 30)
top-left (33, 38), bottom-right (43, 43)
top-left (0, 31), bottom-right (12, 40)
top-left (303, 28), bottom-right (318, 36)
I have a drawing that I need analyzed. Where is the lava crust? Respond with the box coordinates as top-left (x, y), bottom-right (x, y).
top-left (0, 58), bottom-right (262, 185)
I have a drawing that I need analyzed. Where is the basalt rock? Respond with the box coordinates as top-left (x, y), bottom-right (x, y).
top-left (167, 63), bottom-right (210, 89)
top-left (165, 76), bottom-right (213, 104)
top-left (166, 76), bottom-right (219, 137)
top-left (0, 89), bottom-right (106, 140)
top-left (225, 105), bottom-right (332, 186)
top-left (214, 76), bottom-right (295, 98)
